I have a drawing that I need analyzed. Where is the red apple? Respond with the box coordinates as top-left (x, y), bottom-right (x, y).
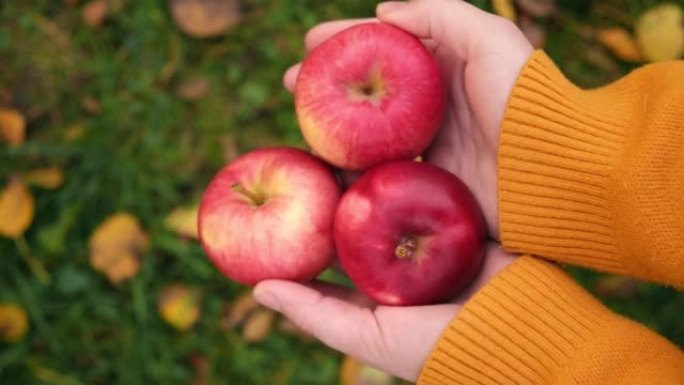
top-left (334, 161), bottom-right (486, 306)
top-left (295, 23), bottom-right (446, 171)
top-left (198, 147), bottom-right (341, 285)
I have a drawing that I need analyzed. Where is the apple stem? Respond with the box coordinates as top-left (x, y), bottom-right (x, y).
top-left (231, 183), bottom-right (263, 205)
top-left (395, 237), bottom-right (418, 259)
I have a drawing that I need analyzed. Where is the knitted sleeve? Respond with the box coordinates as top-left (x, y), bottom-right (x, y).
top-left (498, 51), bottom-right (684, 288)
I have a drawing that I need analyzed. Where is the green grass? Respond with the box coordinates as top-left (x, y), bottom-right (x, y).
top-left (1, 1), bottom-right (682, 384)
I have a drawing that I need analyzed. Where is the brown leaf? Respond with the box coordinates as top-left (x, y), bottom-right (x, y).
top-left (492, 0), bottom-right (516, 21)
top-left (636, 4), bottom-right (684, 62)
top-left (89, 213), bottom-right (149, 284)
top-left (170, 0), bottom-right (241, 38)
top-left (0, 108), bottom-right (26, 147)
top-left (81, 96), bottom-right (101, 114)
top-left (164, 205), bottom-right (199, 239)
top-left (518, 15), bottom-right (546, 49)
top-left (516, 0), bottom-right (555, 18)
top-left (82, 0), bottom-right (108, 27)
top-left (221, 135), bottom-right (240, 163)
top-left (158, 284), bottom-right (201, 331)
top-left (594, 276), bottom-right (639, 299)
top-left (0, 304), bottom-right (29, 342)
top-left (242, 309), bottom-right (274, 342)
top-left (597, 28), bottom-right (642, 62)
top-left (21, 167), bottom-right (65, 190)
top-left (278, 317), bottom-right (314, 341)
top-left (176, 76), bottom-right (211, 100)
top-left (0, 177), bottom-right (35, 238)
top-left (340, 356), bottom-right (395, 385)
top-left (223, 291), bottom-right (259, 328)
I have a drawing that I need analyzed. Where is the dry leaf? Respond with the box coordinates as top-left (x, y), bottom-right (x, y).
top-left (519, 15), bottom-right (546, 49)
top-left (221, 135), bottom-right (240, 163)
top-left (81, 96), bottom-right (101, 114)
top-left (158, 284), bottom-right (201, 331)
top-left (341, 356), bottom-right (394, 385)
top-left (176, 76), bottom-right (211, 100)
top-left (242, 309), bottom-right (274, 342)
top-left (636, 4), bottom-right (684, 62)
top-left (492, 0), bottom-right (516, 21)
top-left (22, 167), bottom-right (65, 190)
top-left (170, 0), bottom-right (241, 38)
top-left (63, 122), bottom-right (86, 142)
top-left (0, 108), bottom-right (26, 147)
top-left (597, 28), bottom-right (642, 62)
top-left (89, 213), bottom-right (149, 284)
top-left (164, 205), bottom-right (199, 239)
top-left (278, 317), bottom-right (314, 341)
top-left (82, 0), bottom-right (108, 27)
top-left (516, 0), bottom-right (555, 18)
top-left (0, 304), bottom-right (29, 342)
top-left (0, 177), bottom-right (35, 238)
top-left (223, 291), bottom-right (259, 329)
top-left (594, 276), bottom-right (639, 299)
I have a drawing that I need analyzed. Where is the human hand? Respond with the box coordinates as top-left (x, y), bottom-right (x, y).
top-left (253, 245), bottom-right (515, 382)
top-left (284, 0), bottom-right (534, 237)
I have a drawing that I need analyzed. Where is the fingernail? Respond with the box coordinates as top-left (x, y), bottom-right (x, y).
top-left (377, 1), bottom-right (407, 16)
top-left (254, 287), bottom-right (281, 312)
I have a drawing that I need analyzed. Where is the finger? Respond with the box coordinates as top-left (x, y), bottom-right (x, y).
top-left (305, 18), bottom-right (377, 51)
top-left (377, 0), bottom-right (525, 59)
top-left (283, 63), bottom-right (301, 92)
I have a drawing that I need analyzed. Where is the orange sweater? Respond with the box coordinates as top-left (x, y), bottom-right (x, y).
top-left (418, 51), bottom-right (684, 385)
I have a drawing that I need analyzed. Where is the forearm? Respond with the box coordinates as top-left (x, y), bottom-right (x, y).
top-left (418, 256), bottom-right (684, 385)
top-left (498, 51), bottom-right (684, 288)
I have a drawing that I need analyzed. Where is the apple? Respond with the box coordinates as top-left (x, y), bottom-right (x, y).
top-left (295, 22), bottom-right (446, 171)
top-left (198, 147), bottom-right (341, 285)
top-left (334, 161), bottom-right (486, 306)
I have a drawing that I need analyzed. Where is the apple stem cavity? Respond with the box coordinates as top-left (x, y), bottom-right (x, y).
top-left (348, 66), bottom-right (386, 105)
top-left (394, 236), bottom-right (418, 259)
top-left (231, 183), bottom-right (266, 206)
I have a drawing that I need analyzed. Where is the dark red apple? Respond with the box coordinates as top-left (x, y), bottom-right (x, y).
top-left (198, 147), bottom-right (341, 285)
top-left (295, 22), bottom-right (446, 171)
top-left (334, 161), bottom-right (486, 306)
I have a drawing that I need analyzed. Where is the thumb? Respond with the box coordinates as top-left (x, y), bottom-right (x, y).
top-left (377, 0), bottom-right (524, 59)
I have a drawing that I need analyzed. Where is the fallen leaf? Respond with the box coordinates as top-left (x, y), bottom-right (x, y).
top-left (82, 0), bottom-right (108, 27)
top-left (170, 0), bottom-right (241, 38)
top-left (158, 284), bottom-right (201, 331)
top-left (0, 304), bottom-right (29, 342)
top-left (597, 28), bottom-right (642, 62)
top-left (22, 167), bottom-right (65, 190)
top-left (341, 356), bottom-right (394, 385)
top-left (164, 205), bottom-right (199, 239)
top-left (492, 0), bottom-right (516, 21)
top-left (278, 317), bottom-right (314, 341)
top-left (81, 96), bottom-right (101, 114)
top-left (516, 0), bottom-right (555, 18)
top-left (518, 15), bottom-right (546, 49)
top-left (636, 3), bottom-right (684, 62)
top-left (221, 135), bottom-right (240, 163)
top-left (242, 309), bottom-right (274, 342)
top-left (594, 276), bottom-right (639, 299)
top-left (89, 213), bottom-right (148, 284)
top-left (223, 291), bottom-right (259, 328)
top-left (0, 108), bottom-right (26, 147)
top-left (176, 76), bottom-right (211, 100)
top-left (63, 122), bottom-right (86, 142)
top-left (0, 177), bottom-right (35, 238)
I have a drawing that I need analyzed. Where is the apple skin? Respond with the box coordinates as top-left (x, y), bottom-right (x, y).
top-left (295, 23), bottom-right (446, 171)
top-left (198, 147), bottom-right (342, 285)
top-left (334, 161), bottom-right (486, 306)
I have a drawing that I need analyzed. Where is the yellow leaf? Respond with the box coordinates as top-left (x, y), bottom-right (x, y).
top-left (492, 0), bottom-right (516, 21)
top-left (0, 177), bottom-right (35, 238)
top-left (242, 309), bottom-right (274, 343)
top-left (340, 356), bottom-right (394, 385)
top-left (21, 167), bottom-right (65, 190)
top-left (636, 3), bottom-right (684, 62)
top-left (0, 303), bottom-right (29, 342)
top-left (597, 28), bottom-right (643, 62)
top-left (158, 284), bottom-right (201, 331)
top-left (63, 122), bottom-right (86, 142)
top-left (89, 213), bottom-right (148, 284)
top-left (0, 108), bottom-right (26, 147)
top-left (164, 205), bottom-right (199, 239)
top-left (170, 0), bottom-right (241, 38)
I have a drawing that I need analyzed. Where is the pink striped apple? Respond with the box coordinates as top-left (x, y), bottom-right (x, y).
top-left (295, 23), bottom-right (446, 170)
top-left (198, 147), bottom-right (341, 285)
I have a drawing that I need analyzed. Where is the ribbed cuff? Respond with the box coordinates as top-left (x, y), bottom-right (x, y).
top-left (418, 257), bottom-right (608, 385)
top-left (498, 51), bottom-right (630, 275)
